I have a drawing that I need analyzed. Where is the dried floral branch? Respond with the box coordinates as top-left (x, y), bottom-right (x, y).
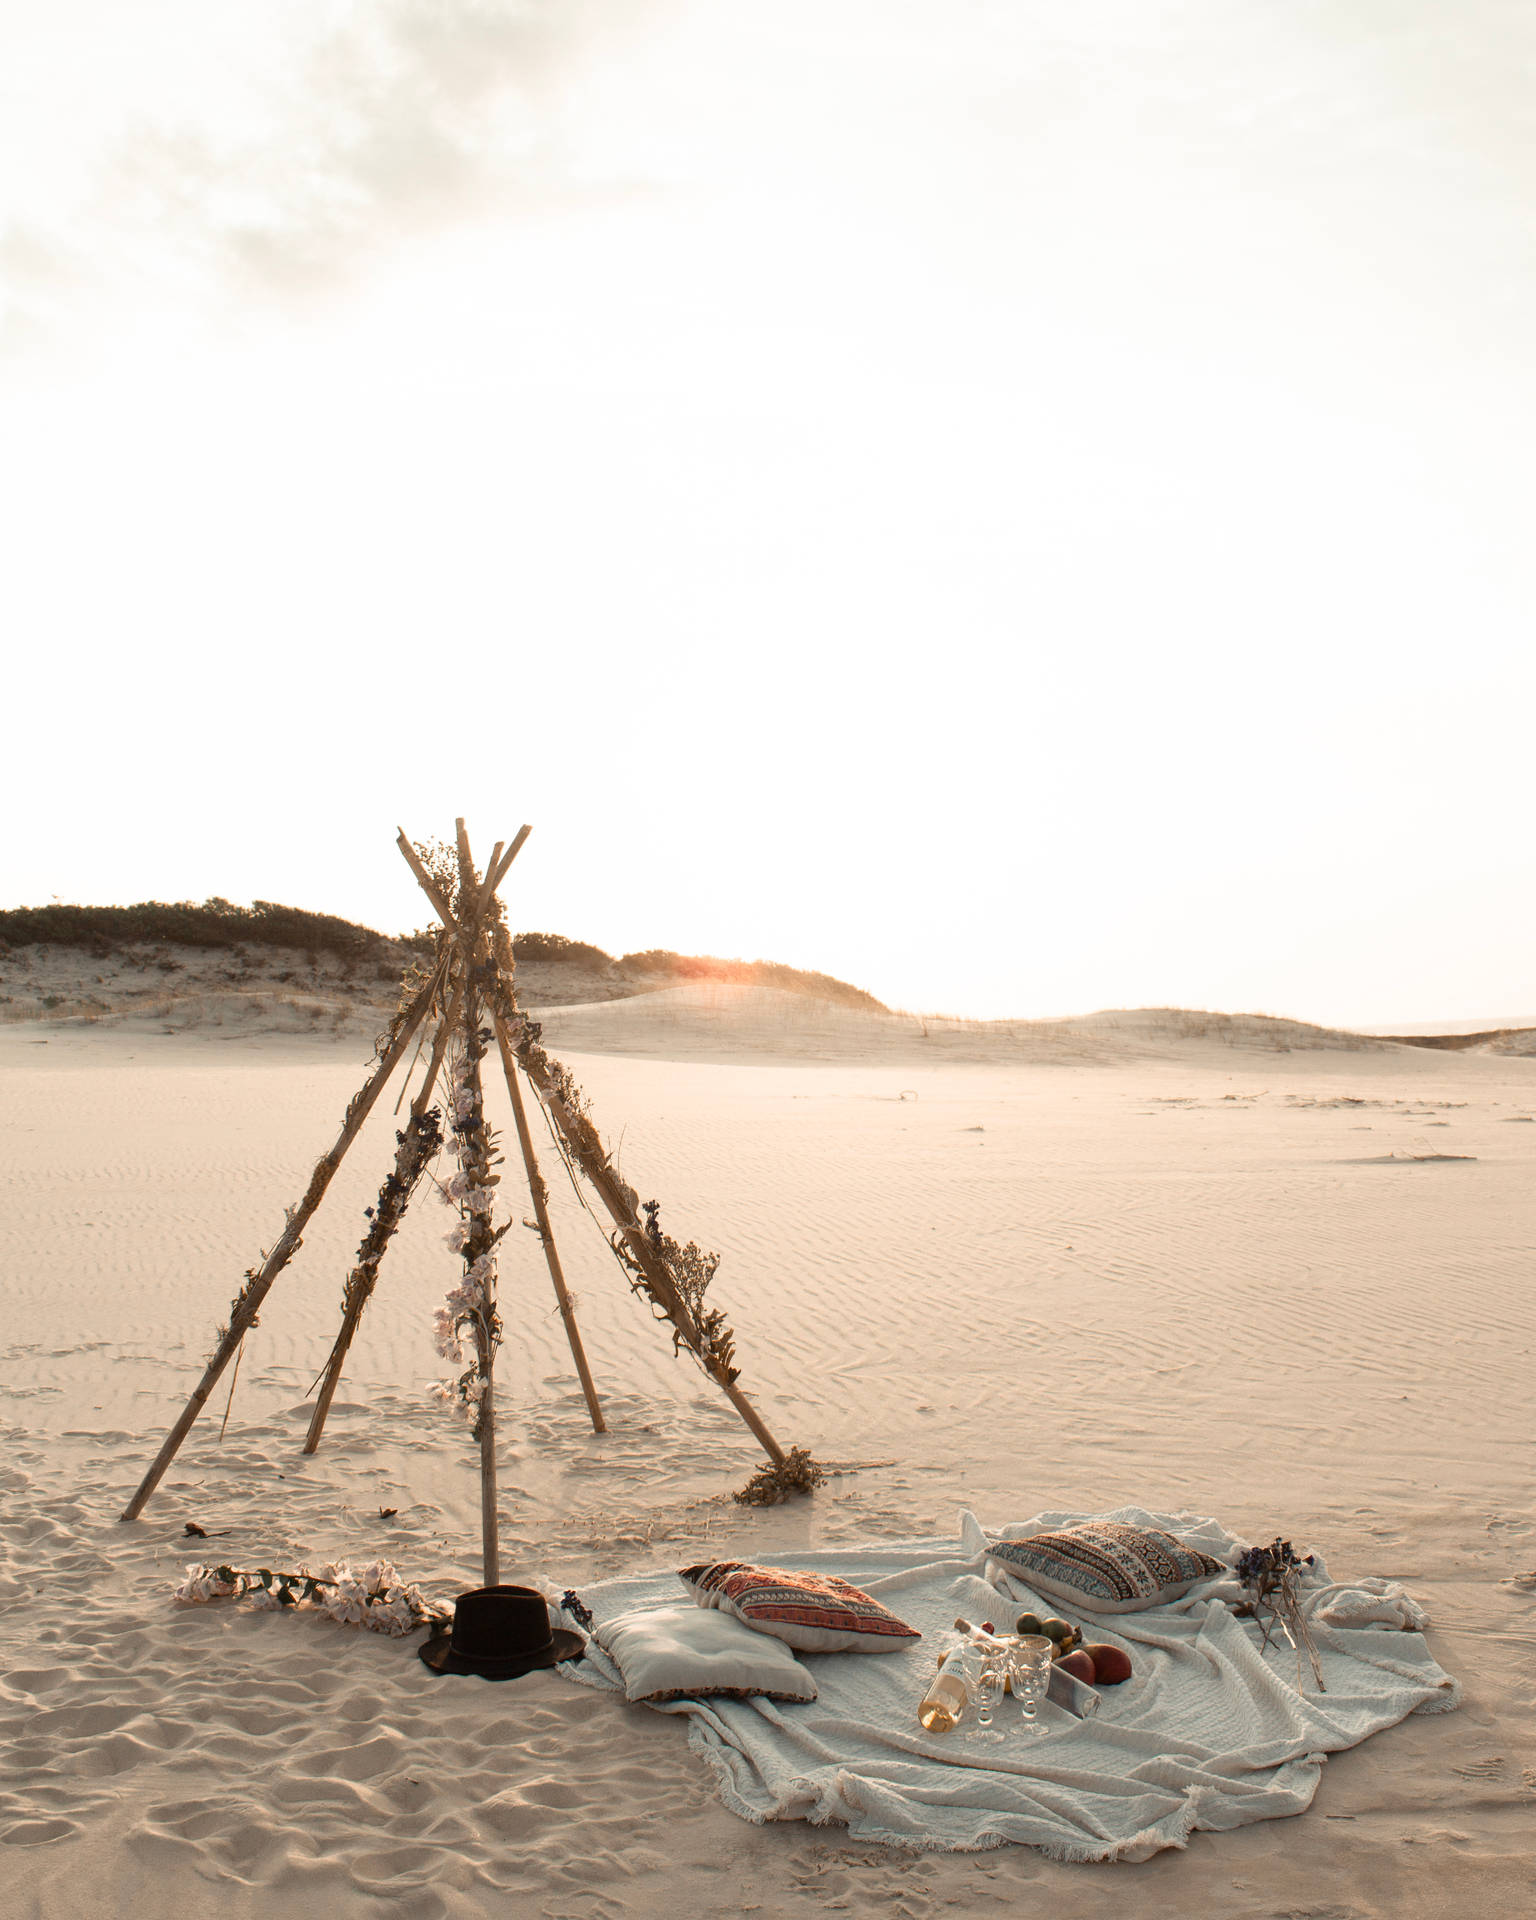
top-left (733, 1447), bottom-right (827, 1507)
top-left (435, 1018), bottom-right (503, 1439)
top-left (642, 1199), bottom-right (738, 1383)
top-left (310, 1105), bottom-right (444, 1391)
top-left (1235, 1537), bottom-right (1327, 1692)
top-left (508, 1012), bottom-right (746, 1387)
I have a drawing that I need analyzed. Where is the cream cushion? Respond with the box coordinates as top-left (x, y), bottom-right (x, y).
top-left (594, 1601), bottom-right (818, 1703)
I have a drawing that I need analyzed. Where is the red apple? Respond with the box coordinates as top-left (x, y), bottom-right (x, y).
top-left (1057, 1648), bottom-right (1097, 1685)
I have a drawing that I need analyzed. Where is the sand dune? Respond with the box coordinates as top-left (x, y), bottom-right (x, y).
top-left (3, 993), bottom-right (1535, 1916)
top-left (0, 940), bottom-right (664, 1040)
top-left (536, 985), bottom-right (1399, 1065)
top-left (8, 938), bottom-right (1532, 1062)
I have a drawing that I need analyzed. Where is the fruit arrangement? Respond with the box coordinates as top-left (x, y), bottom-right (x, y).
top-left (1015, 1611), bottom-right (1133, 1686)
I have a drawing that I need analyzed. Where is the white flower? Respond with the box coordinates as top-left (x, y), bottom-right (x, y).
top-left (174, 1564), bottom-right (214, 1602)
top-left (368, 1592), bottom-right (417, 1636)
top-left (326, 1577), bottom-right (369, 1626)
top-left (444, 1222), bottom-right (471, 1252)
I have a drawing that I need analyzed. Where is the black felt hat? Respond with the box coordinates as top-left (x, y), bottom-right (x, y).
top-left (418, 1585), bottom-right (586, 1681)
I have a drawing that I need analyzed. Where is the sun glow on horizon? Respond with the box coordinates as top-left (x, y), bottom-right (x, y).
top-left (2, 2), bottom-right (1533, 1029)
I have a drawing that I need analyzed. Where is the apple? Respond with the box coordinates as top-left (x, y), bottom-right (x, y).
top-left (1057, 1648), bottom-right (1097, 1685)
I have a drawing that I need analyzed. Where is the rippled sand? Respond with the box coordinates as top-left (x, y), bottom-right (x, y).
top-left (3, 994), bottom-right (1534, 1917)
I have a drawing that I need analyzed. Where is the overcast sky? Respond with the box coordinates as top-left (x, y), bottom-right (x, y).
top-left (3, 1), bottom-right (1533, 1024)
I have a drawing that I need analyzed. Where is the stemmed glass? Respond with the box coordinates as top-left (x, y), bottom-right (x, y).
top-left (1011, 1633), bottom-right (1054, 1739)
top-left (965, 1650), bottom-right (1009, 1744)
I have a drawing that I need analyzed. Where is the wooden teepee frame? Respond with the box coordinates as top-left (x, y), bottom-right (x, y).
top-left (120, 821), bottom-right (791, 1584)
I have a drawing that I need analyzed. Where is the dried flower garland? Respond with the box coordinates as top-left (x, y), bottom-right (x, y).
top-left (434, 1019), bottom-right (504, 1437)
top-left (175, 1560), bottom-right (449, 1636)
top-left (1234, 1537), bottom-right (1327, 1692)
top-left (641, 1200), bottom-right (737, 1382)
top-left (499, 981), bottom-right (745, 1392)
top-left (315, 1106), bottom-right (444, 1378)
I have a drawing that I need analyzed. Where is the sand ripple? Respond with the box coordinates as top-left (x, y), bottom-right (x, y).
top-left (3, 1025), bottom-right (1536, 1913)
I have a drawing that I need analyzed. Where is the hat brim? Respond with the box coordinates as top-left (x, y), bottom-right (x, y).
top-left (417, 1624), bottom-right (586, 1680)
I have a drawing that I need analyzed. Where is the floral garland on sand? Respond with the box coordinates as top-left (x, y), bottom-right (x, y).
top-left (175, 1560), bottom-right (449, 1636)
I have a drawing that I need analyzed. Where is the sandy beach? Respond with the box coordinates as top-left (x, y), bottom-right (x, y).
top-left (2, 982), bottom-right (1533, 1916)
top-left (10, 0), bottom-right (1536, 1904)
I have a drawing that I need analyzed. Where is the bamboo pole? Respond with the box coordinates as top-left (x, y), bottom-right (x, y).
top-left (517, 1047), bottom-right (788, 1465)
top-left (397, 829), bottom-right (458, 929)
top-left (395, 821), bottom-right (525, 940)
top-left (488, 825), bottom-right (532, 894)
top-left (302, 843), bottom-right (503, 1453)
top-left (452, 825), bottom-right (502, 1586)
top-left (492, 1012), bottom-right (605, 1433)
top-left (477, 1312), bottom-right (500, 1587)
top-left (477, 1390), bottom-right (500, 1578)
top-left (119, 967), bottom-right (442, 1521)
top-left (302, 992), bottom-right (459, 1453)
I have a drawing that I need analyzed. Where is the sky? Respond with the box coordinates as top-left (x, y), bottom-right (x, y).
top-left (2, 0), bottom-right (1534, 1025)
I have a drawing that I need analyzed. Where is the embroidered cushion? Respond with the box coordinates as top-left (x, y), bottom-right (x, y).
top-left (677, 1561), bottom-right (922, 1654)
top-left (987, 1522), bottom-right (1225, 1615)
top-left (593, 1602), bottom-right (818, 1704)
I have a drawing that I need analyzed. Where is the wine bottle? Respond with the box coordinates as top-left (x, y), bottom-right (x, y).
top-left (917, 1643), bottom-right (980, 1733)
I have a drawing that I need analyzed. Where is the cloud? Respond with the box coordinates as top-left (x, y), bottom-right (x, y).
top-left (0, 220), bottom-right (94, 357)
top-left (6, 0), bottom-right (664, 340)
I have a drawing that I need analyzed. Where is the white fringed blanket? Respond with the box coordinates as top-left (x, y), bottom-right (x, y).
top-left (550, 1507), bottom-right (1459, 1862)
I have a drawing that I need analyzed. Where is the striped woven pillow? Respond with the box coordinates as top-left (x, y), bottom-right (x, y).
top-left (988, 1523), bottom-right (1225, 1615)
top-left (677, 1561), bottom-right (922, 1654)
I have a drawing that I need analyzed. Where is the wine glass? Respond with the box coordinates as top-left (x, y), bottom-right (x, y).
top-left (1011, 1633), bottom-right (1054, 1739)
top-left (966, 1651), bottom-right (1008, 1744)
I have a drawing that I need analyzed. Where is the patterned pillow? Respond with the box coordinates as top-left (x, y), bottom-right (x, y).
top-left (677, 1561), bottom-right (922, 1654)
top-left (594, 1602), bottom-right (818, 1704)
top-left (987, 1523), bottom-right (1225, 1615)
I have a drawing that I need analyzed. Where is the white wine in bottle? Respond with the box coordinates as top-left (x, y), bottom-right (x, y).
top-left (917, 1646), bottom-right (977, 1732)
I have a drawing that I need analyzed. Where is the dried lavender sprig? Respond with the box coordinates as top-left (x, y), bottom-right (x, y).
top-left (1236, 1535), bottom-right (1327, 1692)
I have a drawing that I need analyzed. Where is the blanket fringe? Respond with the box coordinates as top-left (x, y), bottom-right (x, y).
top-left (1411, 1676), bottom-right (1464, 1714)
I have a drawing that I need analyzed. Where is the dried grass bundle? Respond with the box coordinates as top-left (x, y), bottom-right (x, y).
top-left (733, 1447), bottom-right (827, 1507)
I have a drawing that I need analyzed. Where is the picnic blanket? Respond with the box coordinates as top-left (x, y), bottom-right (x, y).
top-left (547, 1506), bottom-right (1459, 1861)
